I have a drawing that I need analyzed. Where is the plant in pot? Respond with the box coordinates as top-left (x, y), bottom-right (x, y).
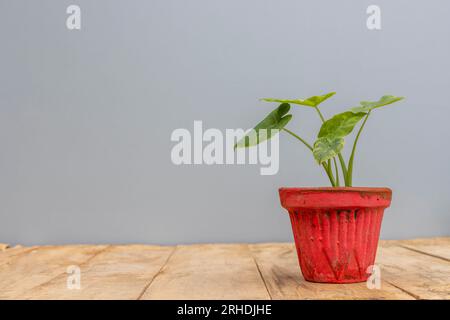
top-left (235, 92), bottom-right (404, 283)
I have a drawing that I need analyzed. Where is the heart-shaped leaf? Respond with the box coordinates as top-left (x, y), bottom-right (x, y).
top-left (318, 111), bottom-right (367, 138)
top-left (235, 103), bottom-right (292, 148)
top-left (350, 95), bottom-right (404, 113)
top-left (313, 136), bottom-right (344, 164)
top-left (261, 92), bottom-right (335, 107)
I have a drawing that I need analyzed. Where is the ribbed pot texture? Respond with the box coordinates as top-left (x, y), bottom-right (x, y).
top-left (279, 187), bottom-right (392, 283)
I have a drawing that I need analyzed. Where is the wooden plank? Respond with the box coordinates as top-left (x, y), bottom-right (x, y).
top-left (398, 237), bottom-right (450, 246)
top-left (397, 237), bottom-right (450, 261)
top-left (249, 243), bottom-right (414, 300)
top-left (0, 238), bottom-right (448, 300)
top-left (140, 244), bottom-right (271, 300)
top-left (377, 245), bottom-right (450, 299)
top-left (18, 245), bottom-right (175, 300)
top-left (0, 245), bottom-right (35, 267)
top-left (0, 245), bottom-right (108, 299)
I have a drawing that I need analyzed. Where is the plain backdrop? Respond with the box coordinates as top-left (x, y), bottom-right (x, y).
top-left (1, 0), bottom-right (449, 245)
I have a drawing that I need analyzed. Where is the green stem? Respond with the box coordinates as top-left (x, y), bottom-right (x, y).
top-left (333, 158), bottom-right (340, 186)
top-left (338, 153), bottom-right (348, 186)
top-left (326, 159), bottom-right (336, 186)
top-left (347, 111), bottom-right (371, 186)
top-left (323, 162), bottom-right (336, 187)
top-left (317, 106), bottom-right (348, 184)
top-left (282, 128), bottom-right (335, 187)
top-left (282, 128), bottom-right (313, 151)
top-left (314, 106), bottom-right (326, 122)
top-left (314, 106), bottom-right (342, 187)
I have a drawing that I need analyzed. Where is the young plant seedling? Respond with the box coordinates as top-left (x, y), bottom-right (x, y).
top-left (235, 93), bottom-right (404, 186)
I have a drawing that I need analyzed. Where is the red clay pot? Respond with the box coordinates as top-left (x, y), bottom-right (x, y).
top-left (279, 187), bottom-right (392, 283)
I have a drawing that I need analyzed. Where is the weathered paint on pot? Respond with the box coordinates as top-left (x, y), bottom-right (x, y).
top-left (279, 187), bottom-right (392, 284)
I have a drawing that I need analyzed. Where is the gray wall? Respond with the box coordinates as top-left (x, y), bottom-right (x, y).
top-left (1, 0), bottom-right (449, 245)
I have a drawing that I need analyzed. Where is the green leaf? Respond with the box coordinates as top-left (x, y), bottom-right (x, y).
top-left (261, 92), bottom-right (335, 107)
top-left (313, 136), bottom-right (344, 164)
top-left (304, 92), bottom-right (336, 107)
top-left (350, 95), bottom-right (404, 113)
top-left (235, 103), bottom-right (292, 148)
top-left (318, 111), bottom-right (367, 138)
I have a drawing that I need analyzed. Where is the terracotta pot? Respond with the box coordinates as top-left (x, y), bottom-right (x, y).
top-left (279, 187), bottom-right (392, 283)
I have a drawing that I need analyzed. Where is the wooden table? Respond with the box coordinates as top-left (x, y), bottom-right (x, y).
top-left (0, 237), bottom-right (449, 300)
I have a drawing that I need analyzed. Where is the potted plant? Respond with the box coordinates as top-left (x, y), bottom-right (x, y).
top-left (236, 92), bottom-right (404, 283)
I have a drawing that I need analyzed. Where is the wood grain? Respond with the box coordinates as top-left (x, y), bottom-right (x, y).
top-left (377, 245), bottom-right (450, 299)
top-left (0, 238), bottom-right (448, 300)
top-left (0, 245), bottom-right (108, 299)
top-left (249, 243), bottom-right (414, 300)
top-left (397, 237), bottom-right (450, 261)
top-left (0, 245), bottom-right (34, 267)
top-left (18, 245), bottom-right (174, 300)
top-left (140, 244), bottom-right (271, 300)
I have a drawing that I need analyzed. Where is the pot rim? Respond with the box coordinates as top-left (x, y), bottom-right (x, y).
top-left (279, 186), bottom-right (392, 210)
top-left (279, 186), bottom-right (391, 193)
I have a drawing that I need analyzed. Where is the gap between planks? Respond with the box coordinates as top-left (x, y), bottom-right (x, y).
top-left (248, 244), bottom-right (273, 300)
top-left (137, 246), bottom-right (178, 300)
top-left (399, 245), bottom-right (450, 263)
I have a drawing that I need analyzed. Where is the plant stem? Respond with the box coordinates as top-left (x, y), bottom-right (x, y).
top-left (282, 128), bottom-right (335, 187)
top-left (282, 128), bottom-right (313, 151)
top-left (326, 159), bottom-right (336, 186)
top-left (347, 111), bottom-right (371, 186)
top-left (338, 153), bottom-right (348, 186)
top-left (323, 162), bottom-right (336, 187)
top-left (316, 107), bottom-right (336, 185)
top-left (315, 106), bottom-right (343, 187)
top-left (316, 106), bottom-right (348, 184)
top-left (314, 106), bottom-right (326, 122)
top-left (333, 158), bottom-right (340, 186)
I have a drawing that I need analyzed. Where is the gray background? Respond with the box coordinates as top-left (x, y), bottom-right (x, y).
top-left (1, 0), bottom-right (449, 245)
